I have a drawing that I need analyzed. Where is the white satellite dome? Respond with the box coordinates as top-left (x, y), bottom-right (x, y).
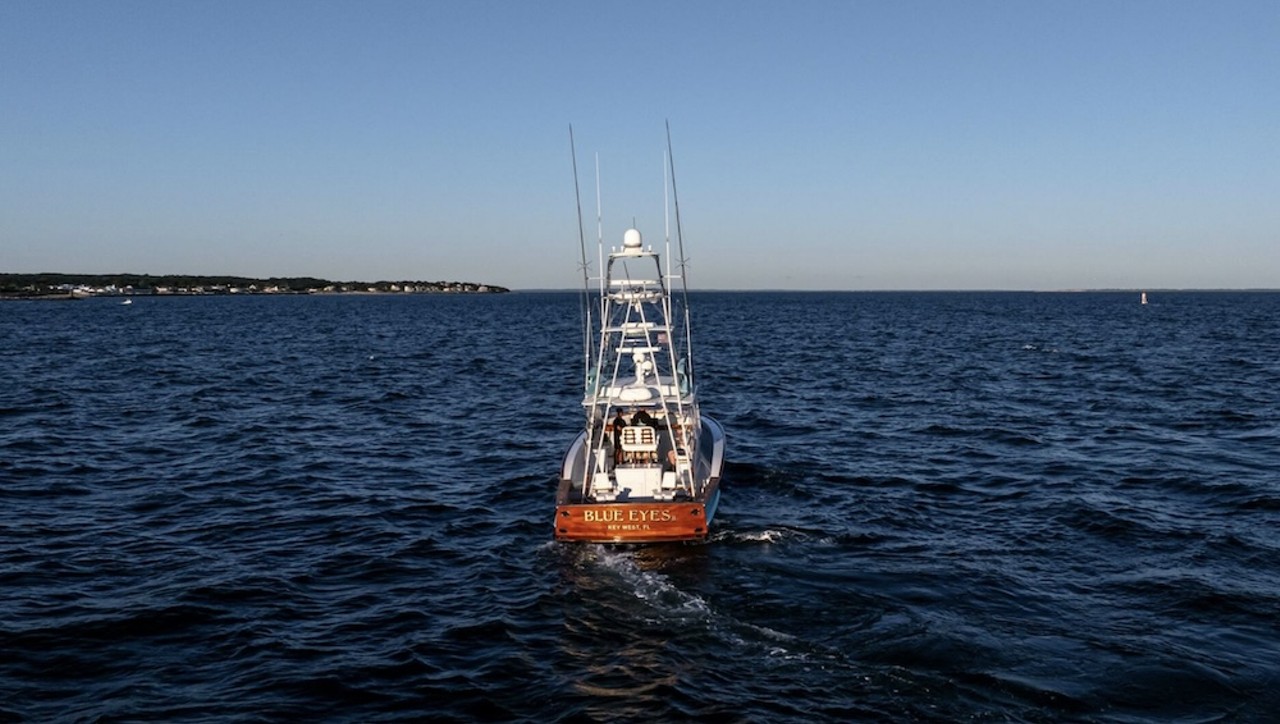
top-left (622, 228), bottom-right (642, 249)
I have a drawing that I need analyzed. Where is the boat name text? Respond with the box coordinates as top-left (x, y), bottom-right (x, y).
top-left (582, 508), bottom-right (674, 523)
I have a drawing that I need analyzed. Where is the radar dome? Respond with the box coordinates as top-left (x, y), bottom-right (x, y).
top-left (622, 228), bottom-right (642, 249)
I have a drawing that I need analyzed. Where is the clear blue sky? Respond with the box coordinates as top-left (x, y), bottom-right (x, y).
top-left (2, 0), bottom-right (1276, 290)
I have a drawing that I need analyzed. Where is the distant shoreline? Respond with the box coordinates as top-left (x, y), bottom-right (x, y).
top-left (0, 273), bottom-right (509, 299)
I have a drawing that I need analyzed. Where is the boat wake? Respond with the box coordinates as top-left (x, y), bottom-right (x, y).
top-left (717, 528), bottom-right (789, 543)
top-left (568, 545), bottom-right (846, 669)
top-left (712, 527), bottom-right (822, 545)
top-left (590, 548), bottom-right (713, 623)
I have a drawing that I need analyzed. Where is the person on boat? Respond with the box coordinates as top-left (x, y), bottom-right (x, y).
top-left (611, 409), bottom-right (627, 465)
top-left (631, 408), bottom-right (656, 428)
top-left (658, 432), bottom-right (677, 472)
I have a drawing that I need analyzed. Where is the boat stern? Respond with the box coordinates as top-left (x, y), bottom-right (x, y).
top-left (553, 499), bottom-right (713, 543)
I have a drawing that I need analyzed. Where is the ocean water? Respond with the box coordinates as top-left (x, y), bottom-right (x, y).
top-left (2, 291), bottom-right (1278, 722)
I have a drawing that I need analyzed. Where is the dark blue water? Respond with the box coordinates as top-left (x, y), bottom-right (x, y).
top-left (2, 291), bottom-right (1278, 722)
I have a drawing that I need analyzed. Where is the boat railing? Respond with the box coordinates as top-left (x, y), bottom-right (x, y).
top-left (606, 321), bottom-right (668, 335)
top-left (609, 290), bottom-right (661, 303)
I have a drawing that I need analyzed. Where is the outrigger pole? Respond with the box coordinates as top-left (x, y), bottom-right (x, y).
top-left (666, 120), bottom-right (696, 389)
top-left (569, 125), bottom-right (592, 393)
top-left (595, 153), bottom-right (605, 320)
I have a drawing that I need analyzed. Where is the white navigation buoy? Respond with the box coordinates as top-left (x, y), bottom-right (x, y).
top-left (1141, 291), bottom-right (1148, 305)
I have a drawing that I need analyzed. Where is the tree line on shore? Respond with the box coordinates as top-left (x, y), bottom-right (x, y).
top-left (0, 273), bottom-right (509, 296)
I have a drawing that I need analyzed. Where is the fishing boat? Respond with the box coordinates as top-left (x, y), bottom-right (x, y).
top-left (554, 129), bottom-right (726, 543)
